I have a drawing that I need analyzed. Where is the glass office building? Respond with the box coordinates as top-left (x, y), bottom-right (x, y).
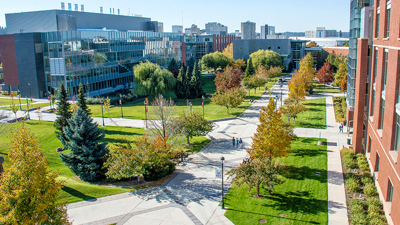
top-left (42, 30), bottom-right (181, 96)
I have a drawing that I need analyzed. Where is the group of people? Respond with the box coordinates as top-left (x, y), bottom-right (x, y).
top-left (232, 137), bottom-right (243, 148)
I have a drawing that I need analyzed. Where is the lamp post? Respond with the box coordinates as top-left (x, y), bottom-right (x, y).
top-left (189, 102), bottom-right (192, 113)
top-left (119, 94), bottom-right (123, 118)
top-left (144, 100), bottom-right (148, 129)
top-left (28, 83), bottom-right (32, 101)
top-left (101, 100), bottom-right (105, 126)
top-left (202, 95), bottom-right (205, 118)
top-left (221, 156), bottom-right (225, 209)
top-left (280, 88), bottom-right (283, 108)
top-left (17, 89), bottom-right (21, 110)
top-left (26, 98), bottom-right (30, 120)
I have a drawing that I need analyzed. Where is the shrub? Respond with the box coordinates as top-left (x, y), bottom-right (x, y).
top-left (143, 161), bottom-right (176, 181)
top-left (349, 198), bottom-right (363, 208)
top-left (361, 176), bottom-right (373, 185)
top-left (351, 213), bottom-right (367, 225)
top-left (343, 157), bottom-right (357, 169)
top-left (368, 205), bottom-right (381, 214)
top-left (346, 177), bottom-right (360, 192)
top-left (350, 204), bottom-right (365, 214)
top-left (364, 183), bottom-right (377, 197)
top-left (366, 197), bottom-right (383, 208)
top-left (368, 216), bottom-right (387, 225)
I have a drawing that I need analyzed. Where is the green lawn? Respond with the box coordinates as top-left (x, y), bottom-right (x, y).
top-left (82, 79), bottom-right (277, 121)
top-left (283, 98), bottom-right (327, 129)
top-left (0, 121), bottom-right (210, 204)
top-left (313, 83), bottom-right (342, 94)
top-left (224, 137), bottom-right (328, 225)
top-left (0, 98), bottom-right (35, 107)
top-left (1, 102), bottom-right (51, 111)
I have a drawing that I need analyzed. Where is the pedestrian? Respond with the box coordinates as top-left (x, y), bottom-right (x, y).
top-left (239, 138), bottom-right (243, 148)
top-left (236, 138), bottom-right (239, 148)
top-left (341, 124), bottom-right (344, 133)
top-left (339, 124), bottom-right (341, 133)
top-left (232, 137), bottom-right (235, 147)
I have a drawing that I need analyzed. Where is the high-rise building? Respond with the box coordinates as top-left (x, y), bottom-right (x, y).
top-left (172, 25), bottom-right (183, 34)
top-left (305, 27), bottom-right (338, 38)
top-left (241, 21), bottom-right (256, 40)
top-left (205, 22), bottom-right (227, 35)
top-left (350, 0), bottom-right (400, 224)
top-left (185, 24), bottom-right (201, 35)
top-left (260, 25), bottom-right (268, 39)
top-left (268, 26), bottom-right (275, 35)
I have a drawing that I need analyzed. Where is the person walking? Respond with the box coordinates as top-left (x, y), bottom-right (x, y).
top-left (339, 124), bottom-right (341, 133)
top-left (236, 138), bottom-right (239, 148)
top-left (232, 137), bottom-right (235, 147)
top-left (239, 138), bottom-right (243, 148)
top-left (341, 124), bottom-right (344, 133)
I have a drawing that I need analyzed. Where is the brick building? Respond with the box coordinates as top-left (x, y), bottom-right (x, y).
top-left (351, 0), bottom-right (400, 224)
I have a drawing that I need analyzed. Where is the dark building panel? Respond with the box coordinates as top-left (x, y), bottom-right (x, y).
top-left (14, 33), bottom-right (46, 98)
top-left (0, 34), bottom-right (19, 85)
top-left (6, 11), bottom-right (58, 34)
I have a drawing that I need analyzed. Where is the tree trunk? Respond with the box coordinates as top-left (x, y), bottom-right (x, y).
top-left (226, 106), bottom-right (229, 114)
top-left (254, 88), bottom-right (256, 94)
top-left (187, 136), bottom-right (190, 145)
top-left (256, 186), bottom-right (260, 197)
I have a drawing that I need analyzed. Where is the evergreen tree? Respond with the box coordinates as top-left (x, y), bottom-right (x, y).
top-left (184, 67), bottom-right (192, 98)
top-left (186, 57), bottom-right (195, 74)
top-left (60, 108), bottom-right (109, 181)
top-left (76, 83), bottom-right (91, 115)
top-left (167, 58), bottom-right (179, 78)
top-left (54, 82), bottom-right (72, 143)
top-left (175, 66), bottom-right (187, 98)
top-left (189, 62), bottom-right (205, 98)
top-left (245, 58), bottom-right (255, 77)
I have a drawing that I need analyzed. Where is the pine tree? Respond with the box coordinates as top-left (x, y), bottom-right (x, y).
top-left (245, 58), bottom-right (255, 77)
top-left (54, 82), bottom-right (72, 144)
top-left (175, 66), bottom-right (187, 98)
top-left (189, 62), bottom-right (205, 98)
top-left (167, 58), bottom-right (179, 78)
top-left (0, 127), bottom-right (69, 224)
top-left (76, 83), bottom-right (91, 115)
top-left (60, 108), bottom-right (109, 181)
top-left (184, 67), bottom-right (192, 98)
top-left (186, 57), bottom-right (195, 74)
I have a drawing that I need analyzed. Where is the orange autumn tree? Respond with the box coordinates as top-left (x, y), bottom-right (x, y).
top-left (250, 98), bottom-right (294, 159)
top-left (214, 66), bottom-right (242, 92)
top-left (0, 127), bottom-right (69, 224)
top-left (288, 70), bottom-right (306, 102)
top-left (105, 136), bottom-right (177, 181)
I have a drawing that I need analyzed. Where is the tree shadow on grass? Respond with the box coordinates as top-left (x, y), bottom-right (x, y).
top-left (186, 139), bottom-right (211, 153)
top-left (263, 191), bottom-right (328, 215)
top-left (103, 130), bottom-right (143, 136)
top-left (62, 186), bottom-right (96, 202)
top-left (279, 165), bottom-right (327, 183)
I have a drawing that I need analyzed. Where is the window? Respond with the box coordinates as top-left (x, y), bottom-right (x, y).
top-left (383, 50), bottom-right (388, 91)
top-left (376, 13), bottom-right (380, 38)
top-left (375, 152), bottom-right (380, 172)
top-left (277, 46), bottom-right (281, 50)
top-left (394, 115), bottom-right (400, 154)
top-left (386, 8), bottom-right (391, 38)
top-left (387, 178), bottom-right (393, 202)
top-left (368, 136), bottom-right (372, 153)
top-left (268, 46), bottom-right (271, 50)
top-left (379, 99), bottom-right (385, 129)
top-left (373, 48), bottom-right (378, 84)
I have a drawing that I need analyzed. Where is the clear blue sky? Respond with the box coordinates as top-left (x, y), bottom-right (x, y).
top-left (0, 0), bottom-right (350, 33)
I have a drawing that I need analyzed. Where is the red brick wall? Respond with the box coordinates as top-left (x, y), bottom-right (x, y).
top-left (0, 34), bottom-right (18, 85)
top-left (212, 34), bottom-right (235, 52)
top-left (323, 47), bottom-right (349, 56)
top-left (352, 39), bottom-right (369, 154)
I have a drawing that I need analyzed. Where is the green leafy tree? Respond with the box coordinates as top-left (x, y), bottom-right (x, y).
top-left (76, 83), bottom-right (91, 115)
top-left (227, 157), bottom-right (281, 198)
top-left (10, 93), bottom-right (19, 119)
top-left (0, 127), bottom-right (69, 224)
top-left (50, 94), bottom-right (56, 111)
top-left (281, 98), bottom-right (307, 122)
top-left (189, 62), bottom-right (205, 98)
top-left (175, 66), bottom-right (187, 99)
top-left (334, 62), bottom-right (348, 89)
top-left (250, 49), bottom-right (282, 70)
top-left (175, 112), bottom-right (214, 144)
top-left (245, 58), bottom-right (255, 77)
top-left (60, 108), bottom-right (109, 181)
top-left (105, 136), bottom-right (176, 181)
top-left (250, 98), bottom-right (294, 159)
top-left (243, 75), bottom-right (266, 96)
top-left (200, 52), bottom-right (231, 72)
top-left (54, 82), bottom-right (72, 144)
top-left (133, 61), bottom-right (176, 96)
top-left (211, 87), bottom-right (246, 114)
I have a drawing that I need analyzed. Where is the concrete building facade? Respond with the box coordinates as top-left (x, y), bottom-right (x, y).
top-left (241, 21), bottom-right (256, 40)
top-left (172, 25), bottom-right (183, 34)
top-left (261, 25), bottom-right (268, 39)
top-left (205, 22), bottom-right (227, 35)
top-left (351, 0), bottom-right (400, 224)
top-left (185, 24), bottom-right (201, 35)
top-left (305, 27), bottom-right (338, 38)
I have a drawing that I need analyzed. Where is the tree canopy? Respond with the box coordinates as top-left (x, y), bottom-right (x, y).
top-left (211, 87), bottom-right (246, 114)
top-left (250, 49), bottom-right (282, 70)
top-left (200, 51), bottom-right (232, 71)
top-left (317, 62), bottom-right (334, 84)
top-left (54, 82), bottom-right (72, 144)
top-left (133, 61), bottom-right (176, 96)
top-left (76, 83), bottom-right (91, 115)
top-left (215, 66), bottom-right (242, 92)
top-left (175, 112), bottom-right (214, 144)
top-left (222, 43), bottom-right (233, 58)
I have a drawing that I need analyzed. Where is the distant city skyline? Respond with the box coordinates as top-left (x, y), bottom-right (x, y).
top-left (0, 0), bottom-right (350, 33)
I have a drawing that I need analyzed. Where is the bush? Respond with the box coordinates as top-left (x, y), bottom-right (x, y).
top-left (343, 157), bottom-right (357, 169)
top-left (361, 176), bottom-right (373, 185)
top-left (364, 183), bottom-right (377, 197)
top-left (143, 161), bottom-right (176, 181)
top-left (368, 216), bottom-right (387, 225)
top-left (351, 213), bottom-right (367, 225)
top-left (368, 205), bottom-right (382, 214)
top-left (366, 197), bottom-right (383, 208)
top-left (349, 198), bottom-right (363, 208)
top-left (350, 204), bottom-right (365, 214)
top-left (346, 177), bottom-right (360, 192)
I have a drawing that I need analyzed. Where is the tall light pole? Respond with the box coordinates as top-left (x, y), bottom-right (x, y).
top-left (189, 102), bottom-right (192, 113)
top-left (28, 83), bottom-right (32, 101)
top-left (280, 88), bottom-right (283, 107)
top-left (26, 98), bottom-right (30, 120)
top-left (202, 95), bottom-right (205, 118)
top-left (101, 100), bottom-right (105, 126)
top-left (221, 156), bottom-right (225, 209)
top-left (144, 100), bottom-right (148, 129)
top-left (119, 94), bottom-right (123, 118)
top-left (17, 89), bottom-right (21, 110)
